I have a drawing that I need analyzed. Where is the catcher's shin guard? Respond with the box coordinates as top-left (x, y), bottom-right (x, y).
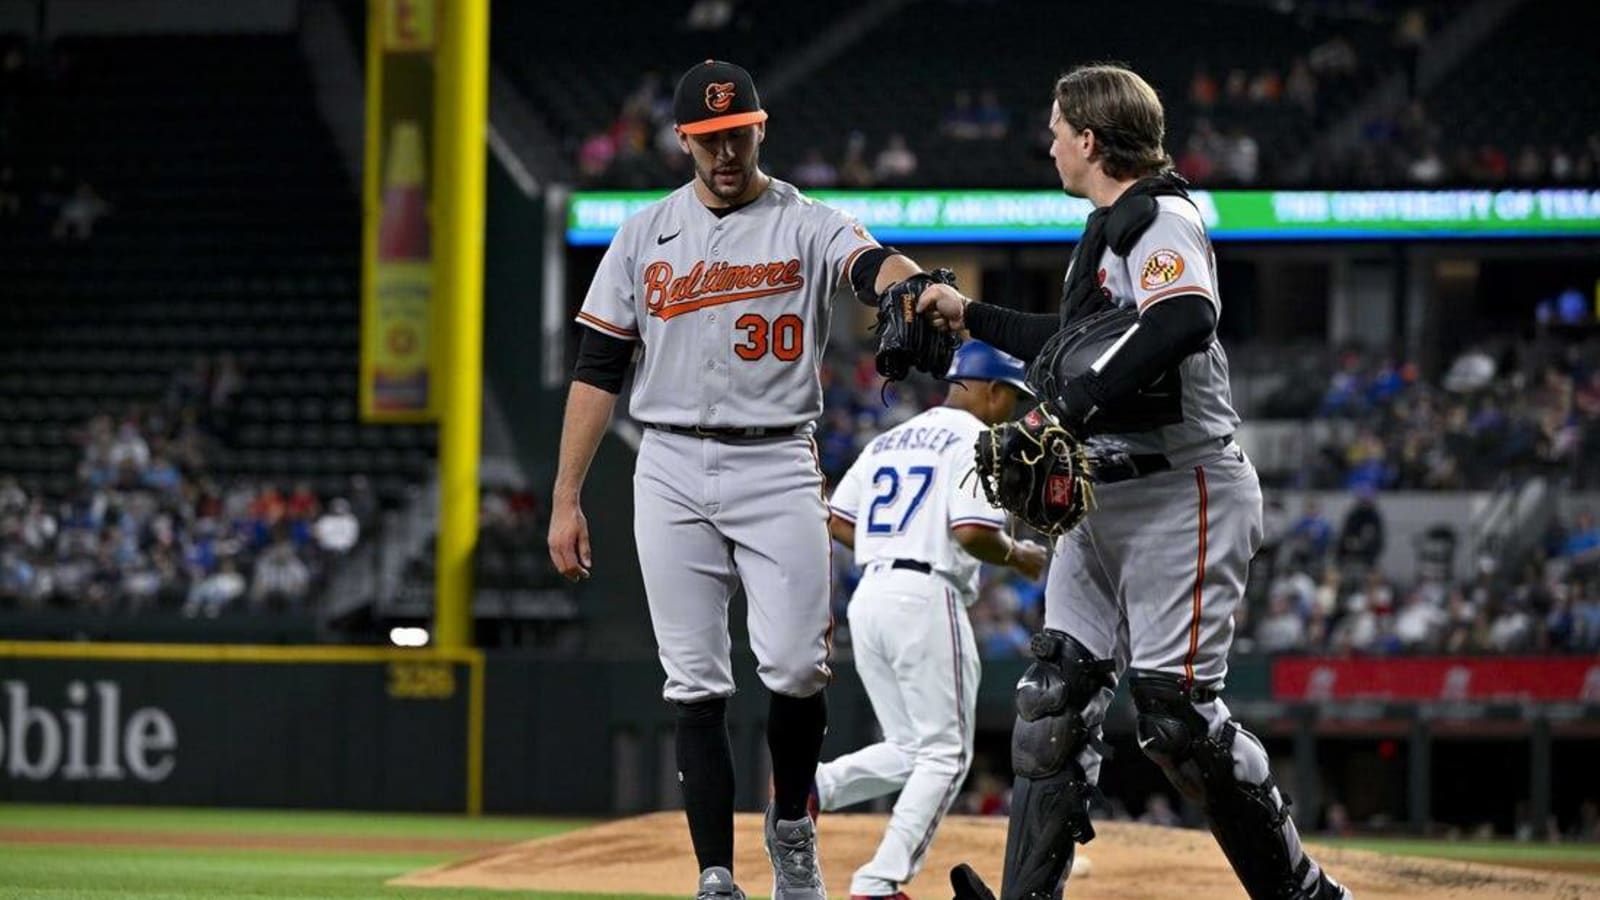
top-left (1130, 671), bottom-right (1348, 900)
top-left (999, 631), bottom-right (1114, 900)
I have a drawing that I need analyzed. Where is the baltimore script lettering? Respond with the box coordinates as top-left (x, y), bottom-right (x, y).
top-left (644, 259), bottom-right (805, 320)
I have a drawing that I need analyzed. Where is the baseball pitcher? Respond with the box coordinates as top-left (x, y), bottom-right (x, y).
top-left (548, 60), bottom-right (975, 900)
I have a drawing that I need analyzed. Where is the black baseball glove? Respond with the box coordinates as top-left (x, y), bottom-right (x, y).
top-left (974, 403), bottom-right (1095, 538)
top-left (874, 268), bottom-right (962, 383)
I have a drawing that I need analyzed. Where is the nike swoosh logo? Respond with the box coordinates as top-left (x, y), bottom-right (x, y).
top-left (656, 229), bottom-right (681, 245)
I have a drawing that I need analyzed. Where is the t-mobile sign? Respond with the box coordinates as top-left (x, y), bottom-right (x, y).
top-left (0, 680), bottom-right (177, 782)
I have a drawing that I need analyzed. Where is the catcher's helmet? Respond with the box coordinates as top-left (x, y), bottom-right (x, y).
top-left (945, 341), bottom-right (1034, 396)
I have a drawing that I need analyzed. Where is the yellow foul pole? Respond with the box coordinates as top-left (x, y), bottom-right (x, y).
top-left (431, 0), bottom-right (489, 651)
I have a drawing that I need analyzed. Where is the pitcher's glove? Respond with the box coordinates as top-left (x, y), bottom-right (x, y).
top-left (874, 268), bottom-right (962, 382)
top-left (975, 403), bottom-right (1095, 538)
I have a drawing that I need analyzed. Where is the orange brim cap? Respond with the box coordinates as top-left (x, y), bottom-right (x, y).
top-left (677, 110), bottom-right (768, 135)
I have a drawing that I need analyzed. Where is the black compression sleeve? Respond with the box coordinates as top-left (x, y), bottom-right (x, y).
top-left (1056, 294), bottom-right (1216, 426)
top-left (848, 245), bottom-right (901, 305)
top-left (964, 301), bottom-right (1061, 363)
top-left (571, 327), bottom-right (635, 394)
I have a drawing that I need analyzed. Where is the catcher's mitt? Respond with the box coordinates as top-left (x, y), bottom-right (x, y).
top-left (874, 268), bottom-right (962, 383)
top-left (975, 403), bottom-right (1095, 538)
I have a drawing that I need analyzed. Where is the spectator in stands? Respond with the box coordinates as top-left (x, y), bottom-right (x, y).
top-left (1223, 68), bottom-right (1249, 105)
top-left (1393, 583), bottom-right (1445, 651)
top-left (940, 90), bottom-right (983, 140)
top-left (251, 533), bottom-right (310, 611)
top-left (838, 131), bottom-right (875, 188)
top-left (1474, 144), bottom-right (1509, 182)
top-left (1486, 593), bottom-right (1535, 653)
top-left (286, 481), bottom-right (320, 525)
top-left (1338, 490), bottom-right (1386, 572)
top-left (577, 130), bottom-right (617, 183)
top-left (183, 556), bottom-right (244, 618)
top-left (1285, 58), bottom-right (1317, 114)
top-left (1256, 585), bottom-right (1308, 653)
top-left (1561, 511), bottom-right (1600, 565)
top-left (1408, 143), bottom-right (1445, 184)
top-left (1513, 145), bottom-right (1545, 182)
top-left (108, 419), bottom-right (150, 473)
top-left (973, 90), bottom-right (1009, 139)
top-left (1548, 145), bottom-right (1575, 181)
top-left (685, 0), bottom-right (735, 31)
top-left (1221, 127), bottom-right (1259, 184)
top-left (791, 147), bottom-right (838, 188)
top-left (1288, 498), bottom-right (1335, 569)
top-left (873, 133), bottom-right (918, 182)
top-left (314, 498), bottom-right (360, 555)
top-left (1248, 68), bottom-right (1282, 105)
top-left (1176, 128), bottom-right (1218, 184)
top-left (1189, 64), bottom-right (1218, 109)
top-left (52, 179), bottom-right (112, 240)
top-left (1308, 35), bottom-right (1358, 78)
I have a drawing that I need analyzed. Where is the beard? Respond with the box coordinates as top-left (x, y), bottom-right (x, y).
top-left (697, 158), bottom-right (754, 203)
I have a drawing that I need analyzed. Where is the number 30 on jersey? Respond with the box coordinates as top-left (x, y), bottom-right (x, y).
top-left (735, 313), bottom-right (803, 362)
top-left (867, 465), bottom-right (934, 535)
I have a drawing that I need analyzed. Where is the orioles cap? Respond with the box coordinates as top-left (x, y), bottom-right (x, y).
top-left (674, 59), bottom-right (768, 135)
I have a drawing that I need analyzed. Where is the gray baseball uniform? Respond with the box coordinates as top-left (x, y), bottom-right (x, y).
top-left (1049, 196), bottom-right (1262, 779)
top-left (578, 178), bottom-right (879, 702)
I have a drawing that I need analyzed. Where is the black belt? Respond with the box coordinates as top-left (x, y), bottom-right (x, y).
top-left (1089, 435), bottom-right (1233, 485)
top-left (890, 559), bottom-right (932, 574)
top-left (1089, 452), bottom-right (1173, 485)
top-left (645, 423), bottom-right (805, 440)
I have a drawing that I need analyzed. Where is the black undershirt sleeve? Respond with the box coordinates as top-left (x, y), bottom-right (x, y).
top-left (963, 302), bottom-right (1061, 363)
top-left (571, 327), bottom-right (636, 394)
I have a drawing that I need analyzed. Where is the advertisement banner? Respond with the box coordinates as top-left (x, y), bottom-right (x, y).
top-left (0, 645), bottom-right (477, 810)
top-left (566, 189), bottom-right (1600, 245)
top-left (361, 0), bottom-right (438, 421)
top-left (1272, 657), bottom-right (1600, 702)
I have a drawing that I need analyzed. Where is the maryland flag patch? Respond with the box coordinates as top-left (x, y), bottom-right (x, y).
top-left (1139, 249), bottom-right (1185, 291)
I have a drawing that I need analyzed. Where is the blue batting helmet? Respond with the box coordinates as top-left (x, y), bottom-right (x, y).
top-left (945, 340), bottom-right (1034, 396)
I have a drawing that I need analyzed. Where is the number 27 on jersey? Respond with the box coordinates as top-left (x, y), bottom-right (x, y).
top-left (867, 465), bottom-right (934, 535)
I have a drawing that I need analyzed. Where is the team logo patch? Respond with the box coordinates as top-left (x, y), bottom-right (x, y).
top-left (1139, 249), bottom-right (1185, 291)
top-left (705, 82), bottom-right (736, 113)
top-left (1048, 473), bottom-right (1074, 506)
top-left (853, 222), bottom-right (875, 244)
top-left (1096, 267), bottom-right (1107, 286)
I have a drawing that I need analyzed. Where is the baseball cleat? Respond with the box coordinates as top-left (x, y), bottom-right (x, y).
top-left (695, 866), bottom-right (746, 900)
top-left (764, 804), bottom-right (826, 900)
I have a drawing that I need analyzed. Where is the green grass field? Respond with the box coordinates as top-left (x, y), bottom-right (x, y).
top-left (0, 804), bottom-right (597, 900)
top-left (1, 805), bottom-right (1597, 899)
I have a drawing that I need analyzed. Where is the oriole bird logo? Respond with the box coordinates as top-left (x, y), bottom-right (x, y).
top-left (705, 82), bottom-right (736, 113)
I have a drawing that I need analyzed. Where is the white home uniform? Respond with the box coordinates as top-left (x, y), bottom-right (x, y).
top-left (816, 406), bottom-right (999, 896)
top-left (577, 177), bottom-right (879, 703)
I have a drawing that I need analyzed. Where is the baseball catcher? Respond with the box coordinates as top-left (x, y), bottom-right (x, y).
top-left (918, 63), bottom-right (1350, 900)
top-left (874, 268), bottom-right (962, 383)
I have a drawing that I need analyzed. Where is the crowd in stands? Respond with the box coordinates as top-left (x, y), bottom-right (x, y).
top-left (0, 358), bottom-right (373, 617)
top-left (572, 4), bottom-right (1596, 190)
top-left (1243, 495), bottom-right (1600, 657)
top-left (1274, 335), bottom-right (1600, 492)
top-left (1306, 102), bottom-right (1600, 187)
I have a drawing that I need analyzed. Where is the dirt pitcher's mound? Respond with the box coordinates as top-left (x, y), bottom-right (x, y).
top-left (392, 812), bottom-right (1600, 899)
